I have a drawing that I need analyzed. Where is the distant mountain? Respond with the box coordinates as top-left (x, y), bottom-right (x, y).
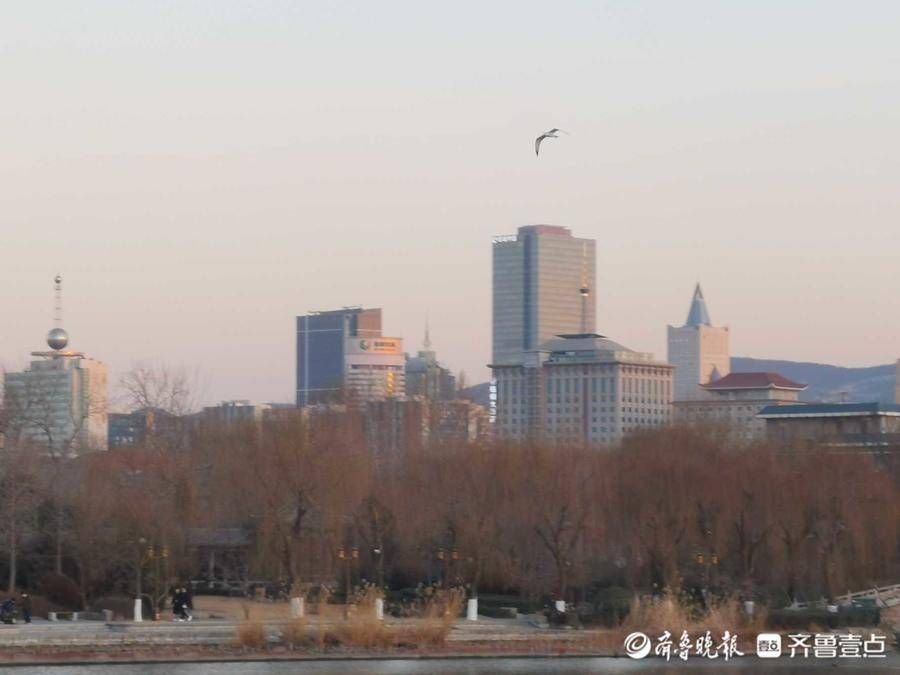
top-left (731, 357), bottom-right (897, 404)
top-left (458, 382), bottom-right (491, 408)
top-left (462, 358), bottom-right (897, 407)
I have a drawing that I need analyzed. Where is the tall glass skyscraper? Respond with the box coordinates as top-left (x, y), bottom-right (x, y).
top-left (492, 225), bottom-right (597, 366)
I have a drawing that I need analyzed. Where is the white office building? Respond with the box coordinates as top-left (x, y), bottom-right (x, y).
top-left (491, 333), bottom-right (673, 445)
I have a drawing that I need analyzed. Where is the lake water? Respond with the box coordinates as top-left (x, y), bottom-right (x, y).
top-left (3, 656), bottom-right (897, 674)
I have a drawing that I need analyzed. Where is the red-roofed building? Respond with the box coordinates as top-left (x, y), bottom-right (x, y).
top-left (674, 371), bottom-right (807, 441)
top-left (701, 372), bottom-right (806, 392)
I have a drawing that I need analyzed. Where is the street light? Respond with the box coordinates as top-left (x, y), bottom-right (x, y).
top-left (144, 544), bottom-right (170, 621)
top-left (337, 546), bottom-right (359, 609)
top-left (372, 545), bottom-right (384, 588)
top-left (695, 550), bottom-right (720, 603)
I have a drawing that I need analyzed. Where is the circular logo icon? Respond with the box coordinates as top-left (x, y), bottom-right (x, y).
top-left (624, 631), bottom-right (651, 659)
top-left (359, 339), bottom-right (369, 351)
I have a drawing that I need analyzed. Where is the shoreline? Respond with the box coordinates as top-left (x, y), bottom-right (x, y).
top-left (0, 647), bottom-right (621, 667)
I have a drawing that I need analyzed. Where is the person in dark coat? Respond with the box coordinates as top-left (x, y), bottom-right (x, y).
top-left (20, 593), bottom-right (32, 624)
top-left (172, 588), bottom-right (185, 621)
top-left (179, 587), bottom-right (193, 621)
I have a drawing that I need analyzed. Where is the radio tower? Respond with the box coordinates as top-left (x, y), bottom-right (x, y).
top-left (46, 274), bottom-right (70, 353)
top-left (54, 274), bottom-right (63, 327)
top-left (579, 242), bottom-right (591, 334)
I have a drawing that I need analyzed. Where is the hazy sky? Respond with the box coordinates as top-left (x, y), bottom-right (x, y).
top-left (2, 1), bottom-right (899, 406)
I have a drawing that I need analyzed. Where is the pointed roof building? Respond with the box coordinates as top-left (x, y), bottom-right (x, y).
top-left (685, 283), bottom-right (712, 327)
top-left (667, 283), bottom-right (730, 401)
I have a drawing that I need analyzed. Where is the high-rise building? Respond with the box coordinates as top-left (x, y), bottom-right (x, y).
top-left (405, 323), bottom-right (456, 401)
top-left (296, 307), bottom-right (405, 406)
top-left (492, 225), bottom-right (596, 366)
top-left (3, 276), bottom-right (108, 455)
top-left (491, 333), bottom-right (673, 445)
top-left (667, 284), bottom-right (730, 401)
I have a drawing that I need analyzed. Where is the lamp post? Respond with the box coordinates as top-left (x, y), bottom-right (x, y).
top-left (145, 544), bottom-right (170, 620)
top-left (435, 547), bottom-right (461, 588)
top-left (372, 545), bottom-right (384, 588)
top-left (695, 551), bottom-right (720, 604)
top-left (337, 546), bottom-right (359, 613)
top-left (436, 548), bottom-right (446, 588)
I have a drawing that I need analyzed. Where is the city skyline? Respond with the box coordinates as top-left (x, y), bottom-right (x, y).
top-left (3, 2), bottom-right (900, 405)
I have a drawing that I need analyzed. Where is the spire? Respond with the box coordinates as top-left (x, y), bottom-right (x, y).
top-left (54, 274), bottom-right (63, 327)
top-left (685, 283), bottom-right (712, 327)
top-left (423, 316), bottom-right (432, 350)
top-left (46, 274), bottom-right (69, 351)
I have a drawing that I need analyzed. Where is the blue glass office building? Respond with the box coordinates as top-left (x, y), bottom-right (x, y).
top-left (295, 307), bottom-right (385, 406)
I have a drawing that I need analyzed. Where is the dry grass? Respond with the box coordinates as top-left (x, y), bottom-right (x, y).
top-left (277, 589), bottom-right (464, 652)
top-left (594, 593), bottom-right (770, 653)
top-left (234, 621), bottom-right (267, 650)
top-left (280, 618), bottom-right (312, 649)
top-left (335, 613), bottom-right (392, 649)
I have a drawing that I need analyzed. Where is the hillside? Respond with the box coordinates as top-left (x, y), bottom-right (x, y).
top-left (462, 358), bottom-right (898, 406)
top-left (731, 357), bottom-right (896, 403)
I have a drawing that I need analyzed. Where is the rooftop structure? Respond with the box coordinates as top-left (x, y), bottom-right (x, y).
top-left (701, 372), bottom-right (806, 392)
top-left (685, 283), bottom-right (712, 327)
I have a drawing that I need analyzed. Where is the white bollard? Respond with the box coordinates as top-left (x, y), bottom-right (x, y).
top-left (466, 598), bottom-right (478, 621)
top-left (290, 597), bottom-right (305, 619)
top-left (375, 598), bottom-right (385, 621)
top-left (554, 599), bottom-right (566, 613)
top-left (133, 598), bottom-right (143, 622)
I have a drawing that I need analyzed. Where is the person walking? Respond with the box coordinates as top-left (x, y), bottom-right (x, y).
top-left (172, 587), bottom-right (185, 621)
top-left (20, 593), bottom-right (32, 624)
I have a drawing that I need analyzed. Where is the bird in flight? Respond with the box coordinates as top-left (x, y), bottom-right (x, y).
top-left (535, 128), bottom-right (567, 156)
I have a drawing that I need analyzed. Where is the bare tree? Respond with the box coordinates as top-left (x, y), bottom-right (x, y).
top-left (117, 362), bottom-right (202, 417)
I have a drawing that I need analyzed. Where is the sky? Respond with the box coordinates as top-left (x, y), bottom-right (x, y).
top-left (2, 1), bottom-right (899, 406)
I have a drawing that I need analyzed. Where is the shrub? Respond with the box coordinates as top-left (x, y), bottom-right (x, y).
top-left (336, 613), bottom-right (392, 649)
top-left (234, 621), bottom-right (267, 650)
top-left (38, 573), bottom-right (83, 611)
top-left (280, 618), bottom-right (312, 649)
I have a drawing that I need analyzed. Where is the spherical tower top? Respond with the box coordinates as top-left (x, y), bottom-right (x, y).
top-left (47, 327), bottom-right (69, 351)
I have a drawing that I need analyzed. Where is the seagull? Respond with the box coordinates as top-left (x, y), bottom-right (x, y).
top-left (535, 128), bottom-right (567, 156)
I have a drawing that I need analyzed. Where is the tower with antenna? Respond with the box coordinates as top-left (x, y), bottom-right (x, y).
top-left (579, 241), bottom-right (591, 334)
top-left (45, 274), bottom-right (71, 353)
top-left (4, 274), bottom-right (108, 454)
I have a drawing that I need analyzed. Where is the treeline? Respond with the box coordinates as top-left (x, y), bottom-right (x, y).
top-left (1, 414), bottom-right (899, 610)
